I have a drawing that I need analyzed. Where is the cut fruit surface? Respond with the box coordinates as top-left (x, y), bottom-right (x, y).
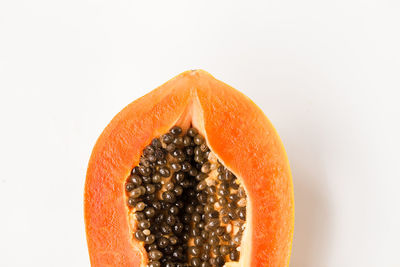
top-left (84, 70), bottom-right (294, 267)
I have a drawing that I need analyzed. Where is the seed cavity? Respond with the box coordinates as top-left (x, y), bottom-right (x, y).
top-left (125, 126), bottom-right (247, 266)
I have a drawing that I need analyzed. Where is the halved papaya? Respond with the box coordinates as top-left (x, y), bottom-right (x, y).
top-left (84, 70), bottom-right (294, 267)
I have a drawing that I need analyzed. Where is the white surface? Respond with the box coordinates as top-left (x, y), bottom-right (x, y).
top-left (1, 1), bottom-right (399, 266)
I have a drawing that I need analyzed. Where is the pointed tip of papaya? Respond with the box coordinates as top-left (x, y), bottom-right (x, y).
top-left (176, 69), bottom-right (215, 80)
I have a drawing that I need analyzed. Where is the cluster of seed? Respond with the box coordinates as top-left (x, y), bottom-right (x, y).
top-left (125, 126), bottom-right (247, 267)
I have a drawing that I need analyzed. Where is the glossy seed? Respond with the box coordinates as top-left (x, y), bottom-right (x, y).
top-left (173, 222), bottom-right (184, 234)
top-left (166, 215), bottom-right (176, 226)
top-left (144, 207), bottom-right (156, 218)
top-left (148, 154), bottom-right (157, 162)
top-left (230, 250), bottom-right (240, 261)
top-left (210, 246), bottom-right (219, 256)
top-left (238, 207), bottom-right (246, 220)
top-left (142, 176), bottom-right (151, 184)
top-left (144, 145), bottom-right (155, 155)
top-left (130, 175), bottom-right (142, 186)
top-left (185, 204), bottom-right (194, 214)
top-left (131, 166), bottom-right (140, 175)
top-left (169, 235), bottom-right (179, 245)
top-left (191, 257), bottom-right (201, 266)
top-left (221, 216), bottom-right (230, 224)
top-left (197, 221), bottom-right (205, 229)
top-left (195, 205), bottom-right (204, 214)
top-left (196, 181), bottom-right (207, 191)
top-left (194, 154), bottom-right (203, 162)
top-left (169, 206), bottom-right (179, 215)
top-left (222, 233), bottom-right (231, 241)
top-left (171, 148), bottom-right (184, 158)
top-left (139, 166), bottom-right (151, 176)
top-left (165, 181), bottom-right (174, 191)
top-left (145, 234), bottom-right (156, 244)
top-left (151, 138), bottom-right (162, 148)
top-left (224, 171), bottom-right (233, 181)
top-left (145, 184), bottom-right (156, 194)
top-left (229, 193), bottom-right (239, 202)
top-left (159, 167), bottom-right (170, 177)
top-left (135, 211), bottom-right (146, 221)
top-left (162, 133), bottom-right (174, 144)
top-left (201, 230), bottom-right (209, 240)
top-left (130, 188), bottom-right (142, 198)
top-left (189, 246), bottom-right (201, 256)
top-left (218, 188), bottom-right (229, 196)
top-left (125, 183), bottom-right (135, 192)
top-left (138, 219), bottom-right (151, 229)
top-left (207, 219), bottom-right (220, 230)
top-left (207, 195), bottom-right (217, 204)
top-left (209, 258), bottom-right (216, 265)
top-left (201, 162), bottom-right (211, 173)
top-left (181, 161), bottom-right (191, 172)
top-left (190, 227), bottom-right (201, 237)
top-left (199, 143), bottom-right (208, 152)
top-left (150, 201), bottom-right (161, 211)
top-left (164, 245), bottom-right (174, 255)
top-left (157, 237), bottom-right (169, 248)
top-left (135, 230), bottom-right (146, 241)
top-left (140, 157), bottom-right (150, 167)
top-left (220, 245), bottom-right (230, 256)
top-left (150, 174), bottom-right (160, 184)
top-left (209, 236), bottom-right (220, 246)
top-left (144, 193), bottom-right (154, 202)
top-left (173, 172), bottom-right (185, 183)
top-left (155, 148), bottom-right (165, 159)
top-left (216, 227), bottom-right (225, 236)
top-left (203, 205), bottom-right (213, 213)
top-left (186, 127), bottom-right (197, 136)
top-left (173, 136), bottom-right (183, 146)
top-left (160, 224), bottom-right (172, 235)
top-left (127, 197), bottom-right (138, 207)
top-left (201, 252), bottom-right (210, 262)
top-left (170, 126), bottom-right (182, 135)
top-left (156, 158), bottom-right (167, 166)
top-left (206, 186), bottom-right (216, 195)
top-left (185, 146), bottom-right (194, 156)
top-left (192, 213), bottom-right (201, 223)
top-left (171, 162), bottom-right (182, 171)
top-left (194, 134), bottom-right (204, 145)
top-left (149, 250), bottom-right (163, 260)
top-left (228, 210), bottom-right (238, 220)
top-left (206, 210), bottom-right (219, 219)
top-left (176, 154), bottom-right (186, 162)
top-left (238, 187), bottom-right (246, 198)
top-left (193, 236), bottom-right (203, 246)
top-left (197, 192), bottom-right (207, 204)
top-left (215, 256), bottom-right (225, 265)
top-left (175, 200), bottom-right (184, 208)
top-left (231, 181), bottom-right (240, 190)
top-left (195, 173), bottom-right (207, 181)
top-left (162, 191), bottom-right (176, 203)
top-left (183, 136), bottom-right (192, 146)
top-left (173, 185), bottom-right (183, 196)
top-left (172, 250), bottom-right (183, 262)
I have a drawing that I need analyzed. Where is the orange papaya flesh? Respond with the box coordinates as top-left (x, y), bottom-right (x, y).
top-left (84, 70), bottom-right (294, 267)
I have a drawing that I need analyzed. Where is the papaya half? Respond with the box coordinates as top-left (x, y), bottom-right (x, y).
top-left (84, 70), bottom-right (294, 267)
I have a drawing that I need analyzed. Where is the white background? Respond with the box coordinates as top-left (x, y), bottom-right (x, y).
top-left (1, 1), bottom-right (399, 266)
